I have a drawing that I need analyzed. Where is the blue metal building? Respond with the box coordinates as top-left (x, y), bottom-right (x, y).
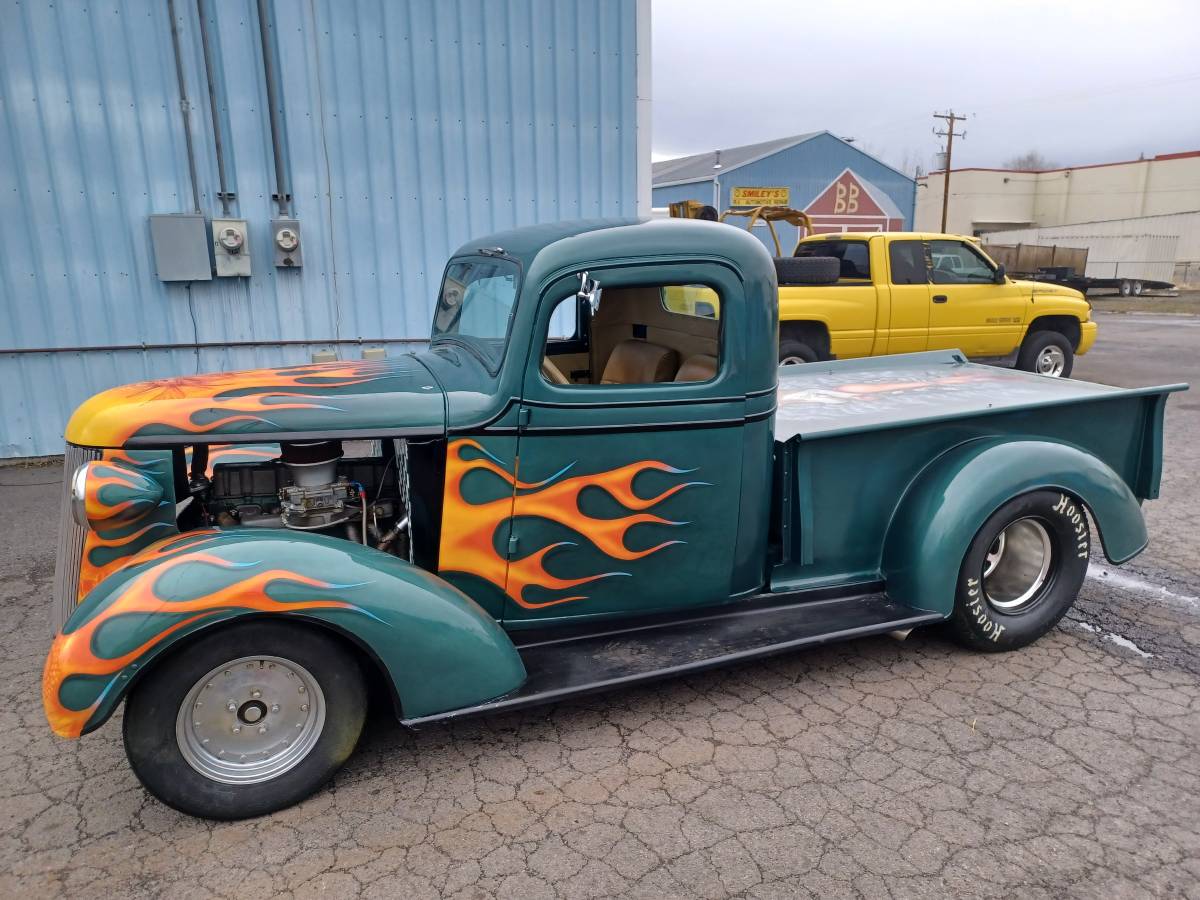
top-left (653, 132), bottom-right (916, 254)
top-left (0, 0), bottom-right (650, 457)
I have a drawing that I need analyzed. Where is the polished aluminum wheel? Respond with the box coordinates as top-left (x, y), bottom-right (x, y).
top-left (1034, 345), bottom-right (1066, 377)
top-left (176, 655), bottom-right (326, 785)
top-left (983, 518), bottom-right (1054, 611)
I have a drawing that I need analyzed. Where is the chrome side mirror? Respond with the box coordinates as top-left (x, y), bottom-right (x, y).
top-left (577, 271), bottom-right (602, 314)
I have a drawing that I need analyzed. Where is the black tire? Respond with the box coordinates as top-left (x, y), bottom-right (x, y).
top-left (778, 338), bottom-right (819, 366)
top-left (774, 255), bottom-right (839, 286)
top-left (1131, 280), bottom-right (1144, 296)
top-left (947, 490), bottom-right (1090, 652)
top-left (124, 621), bottom-right (366, 820)
top-left (1119, 279), bottom-right (1133, 297)
top-left (1016, 330), bottom-right (1074, 377)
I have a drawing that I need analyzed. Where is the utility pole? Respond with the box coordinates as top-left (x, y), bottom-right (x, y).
top-left (933, 110), bottom-right (968, 232)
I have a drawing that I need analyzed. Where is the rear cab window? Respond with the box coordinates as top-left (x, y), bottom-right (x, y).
top-left (795, 240), bottom-right (871, 282)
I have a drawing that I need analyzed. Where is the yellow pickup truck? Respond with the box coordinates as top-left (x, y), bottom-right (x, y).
top-left (776, 232), bottom-right (1096, 377)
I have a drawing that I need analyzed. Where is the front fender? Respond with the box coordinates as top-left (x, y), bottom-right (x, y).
top-left (882, 438), bottom-right (1147, 616)
top-left (43, 528), bottom-right (525, 738)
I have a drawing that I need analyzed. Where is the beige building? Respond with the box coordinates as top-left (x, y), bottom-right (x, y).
top-left (916, 151), bottom-right (1200, 236)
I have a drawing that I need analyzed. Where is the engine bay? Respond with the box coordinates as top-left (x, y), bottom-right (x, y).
top-left (199, 439), bottom-right (411, 557)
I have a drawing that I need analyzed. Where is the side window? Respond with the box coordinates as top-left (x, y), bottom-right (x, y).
top-left (547, 297), bottom-right (579, 342)
top-left (929, 240), bottom-right (997, 284)
top-left (539, 283), bottom-right (721, 387)
top-left (888, 240), bottom-right (928, 285)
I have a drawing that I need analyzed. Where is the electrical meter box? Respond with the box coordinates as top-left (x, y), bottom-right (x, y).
top-left (148, 214), bottom-right (212, 281)
top-left (271, 218), bottom-right (303, 268)
top-left (212, 218), bottom-right (251, 277)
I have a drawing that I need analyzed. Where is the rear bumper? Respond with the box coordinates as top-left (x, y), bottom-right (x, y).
top-left (1077, 320), bottom-right (1098, 355)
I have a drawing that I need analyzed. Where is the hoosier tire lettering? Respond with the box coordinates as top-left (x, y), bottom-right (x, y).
top-left (947, 490), bottom-right (1090, 653)
top-left (1052, 493), bottom-right (1091, 559)
top-left (963, 577), bottom-right (1006, 643)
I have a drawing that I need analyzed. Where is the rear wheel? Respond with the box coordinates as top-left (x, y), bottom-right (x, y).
top-left (1017, 330), bottom-right (1074, 377)
top-left (778, 338), bottom-right (819, 366)
top-left (124, 621), bottom-right (366, 820)
top-left (947, 490), bottom-right (1090, 652)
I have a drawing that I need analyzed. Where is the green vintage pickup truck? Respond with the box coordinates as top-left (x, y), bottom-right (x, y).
top-left (44, 218), bottom-right (1184, 819)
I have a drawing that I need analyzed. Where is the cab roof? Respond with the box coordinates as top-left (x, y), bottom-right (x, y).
top-left (798, 231), bottom-right (978, 243)
top-left (450, 217), bottom-right (776, 286)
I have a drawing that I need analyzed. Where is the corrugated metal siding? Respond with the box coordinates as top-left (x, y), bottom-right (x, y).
top-left (651, 133), bottom-right (916, 255)
top-left (0, 0), bottom-right (640, 457)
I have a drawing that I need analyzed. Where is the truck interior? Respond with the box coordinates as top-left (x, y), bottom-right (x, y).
top-left (541, 283), bottom-right (721, 386)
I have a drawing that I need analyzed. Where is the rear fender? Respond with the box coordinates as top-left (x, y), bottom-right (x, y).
top-left (43, 529), bottom-right (525, 738)
top-left (882, 438), bottom-right (1147, 616)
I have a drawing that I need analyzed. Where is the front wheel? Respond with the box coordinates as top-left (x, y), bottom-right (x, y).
top-left (947, 490), bottom-right (1090, 652)
top-left (1016, 330), bottom-right (1074, 377)
top-left (124, 621), bottom-right (366, 820)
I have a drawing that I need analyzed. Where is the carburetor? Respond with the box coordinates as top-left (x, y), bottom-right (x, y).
top-left (277, 440), bottom-right (360, 531)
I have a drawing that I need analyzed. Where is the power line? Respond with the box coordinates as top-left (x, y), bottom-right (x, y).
top-left (933, 110), bottom-right (969, 232)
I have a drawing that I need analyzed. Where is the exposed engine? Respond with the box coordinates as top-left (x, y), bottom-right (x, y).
top-left (204, 439), bottom-right (411, 556)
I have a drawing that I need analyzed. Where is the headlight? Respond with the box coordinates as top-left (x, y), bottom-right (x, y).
top-left (69, 464), bottom-right (90, 527)
top-left (69, 460), bottom-right (164, 531)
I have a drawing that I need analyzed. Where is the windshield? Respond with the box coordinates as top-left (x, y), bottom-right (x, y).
top-left (431, 256), bottom-right (521, 370)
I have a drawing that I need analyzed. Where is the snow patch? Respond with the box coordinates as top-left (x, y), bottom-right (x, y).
top-left (1106, 633), bottom-right (1153, 658)
top-left (1086, 565), bottom-right (1199, 611)
top-left (1068, 618), bottom-right (1153, 658)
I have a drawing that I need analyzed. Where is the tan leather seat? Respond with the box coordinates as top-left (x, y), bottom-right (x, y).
top-left (674, 354), bottom-right (718, 383)
top-left (600, 339), bottom-right (679, 384)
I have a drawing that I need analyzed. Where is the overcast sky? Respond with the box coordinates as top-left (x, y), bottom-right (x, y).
top-left (651, 0), bottom-right (1200, 173)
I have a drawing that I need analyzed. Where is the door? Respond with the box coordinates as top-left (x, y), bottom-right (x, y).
top-left (503, 264), bottom-right (748, 626)
top-left (883, 239), bottom-right (931, 355)
top-left (926, 239), bottom-right (1028, 356)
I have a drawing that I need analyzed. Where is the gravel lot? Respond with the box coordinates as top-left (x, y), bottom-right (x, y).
top-left (2, 311), bottom-right (1197, 899)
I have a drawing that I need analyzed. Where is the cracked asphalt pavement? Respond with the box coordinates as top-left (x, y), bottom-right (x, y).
top-left (2, 311), bottom-right (1197, 898)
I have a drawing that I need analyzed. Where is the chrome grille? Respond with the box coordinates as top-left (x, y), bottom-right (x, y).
top-left (50, 445), bottom-right (100, 634)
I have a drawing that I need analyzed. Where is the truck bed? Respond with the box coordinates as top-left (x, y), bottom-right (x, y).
top-left (775, 350), bottom-right (1183, 441)
top-left (769, 350), bottom-right (1185, 592)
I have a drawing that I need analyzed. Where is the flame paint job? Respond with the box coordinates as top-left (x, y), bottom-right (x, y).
top-left (439, 439), bottom-right (705, 609)
top-left (194, 443), bottom-right (282, 477)
top-left (65, 357), bottom-right (444, 447)
top-left (45, 528), bottom-right (525, 737)
top-left (78, 450), bottom-right (179, 602)
top-left (45, 531), bottom-right (357, 737)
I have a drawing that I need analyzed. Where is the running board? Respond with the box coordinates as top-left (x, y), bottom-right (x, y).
top-left (402, 593), bottom-right (941, 728)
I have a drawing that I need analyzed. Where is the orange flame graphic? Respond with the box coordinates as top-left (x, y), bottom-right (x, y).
top-left (44, 539), bottom-right (355, 737)
top-left (439, 439), bottom-right (703, 609)
top-left (92, 360), bottom-right (396, 443)
top-left (78, 451), bottom-right (175, 601)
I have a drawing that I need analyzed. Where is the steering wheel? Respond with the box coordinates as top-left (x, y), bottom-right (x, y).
top-left (541, 357), bottom-right (570, 385)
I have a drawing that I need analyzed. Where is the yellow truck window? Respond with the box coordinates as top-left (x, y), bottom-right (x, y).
top-left (795, 240), bottom-right (871, 281)
top-left (888, 241), bottom-right (928, 285)
top-left (929, 240), bottom-right (997, 284)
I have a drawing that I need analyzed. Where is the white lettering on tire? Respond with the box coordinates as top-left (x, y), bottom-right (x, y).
top-left (1051, 493), bottom-right (1090, 559)
top-left (963, 576), bottom-right (1006, 642)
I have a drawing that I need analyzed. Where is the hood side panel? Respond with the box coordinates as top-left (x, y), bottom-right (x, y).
top-left (66, 355), bottom-right (446, 447)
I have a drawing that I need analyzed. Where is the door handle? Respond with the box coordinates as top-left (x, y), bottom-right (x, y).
top-left (932, 294), bottom-right (948, 303)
